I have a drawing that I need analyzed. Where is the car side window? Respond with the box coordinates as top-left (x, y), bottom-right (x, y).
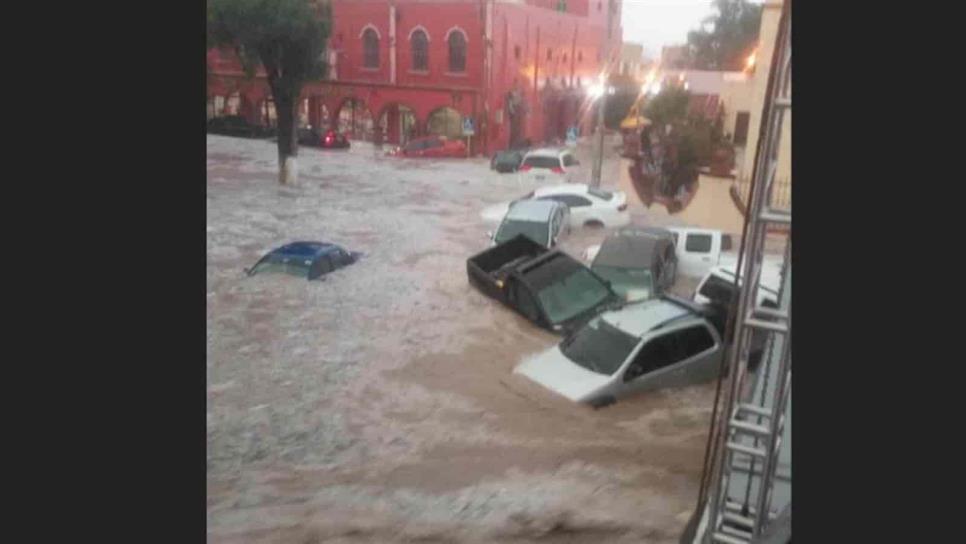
top-left (721, 234), bottom-right (733, 251)
top-left (685, 234), bottom-right (713, 253)
top-left (623, 333), bottom-right (686, 382)
top-left (562, 154), bottom-right (577, 167)
top-left (677, 326), bottom-right (716, 359)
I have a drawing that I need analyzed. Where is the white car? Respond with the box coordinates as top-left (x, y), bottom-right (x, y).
top-left (517, 148), bottom-right (581, 184)
top-left (514, 297), bottom-right (724, 407)
top-left (481, 184), bottom-right (630, 229)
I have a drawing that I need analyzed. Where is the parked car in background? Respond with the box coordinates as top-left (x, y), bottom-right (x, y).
top-left (481, 184), bottom-right (629, 228)
top-left (298, 127), bottom-right (350, 149)
top-left (246, 241), bottom-right (361, 281)
top-left (491, 149), bottom-right (527, 173)
top-left (207, 115), bottom-right (275, 139)
top-left (388, 135), bottom-right (467, 158)
top-left (518, 148), bottom-right (582, 184)
top-left (467, 235), bottom-right (620, 334)
top-left (514, 296), bottom-right (724, 407)
top-left (490, 200), bottom-right (570, 249)
top-left (588, 228), bottom-right (678, 302)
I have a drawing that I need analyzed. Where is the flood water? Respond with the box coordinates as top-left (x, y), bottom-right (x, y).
top-left (207, 135), bottom-right (717, 543)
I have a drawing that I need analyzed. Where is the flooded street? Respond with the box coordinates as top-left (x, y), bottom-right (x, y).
top-left (207, 135), bottom-right (716, 543)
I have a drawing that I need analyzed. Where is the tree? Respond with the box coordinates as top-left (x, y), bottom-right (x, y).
top-left (208, 0), bottom-right (330, 184)
top-left (642, 87), bottom-right (690, 127)
top-left (686, 0), bottom-right (761, 71)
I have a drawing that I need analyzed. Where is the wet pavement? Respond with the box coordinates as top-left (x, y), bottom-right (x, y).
top-left (207, 135), bottom-right (715, 543)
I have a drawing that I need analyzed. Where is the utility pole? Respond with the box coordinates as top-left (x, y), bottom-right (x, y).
top-left (591, 0), bottom-right (614, 188)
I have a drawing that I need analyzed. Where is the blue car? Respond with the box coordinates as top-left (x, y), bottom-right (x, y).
top-left (246, 242), bottom-right (361, 280)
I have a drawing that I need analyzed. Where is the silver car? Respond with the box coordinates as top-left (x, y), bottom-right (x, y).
top-left (514, 297), bottom-right (723, 407)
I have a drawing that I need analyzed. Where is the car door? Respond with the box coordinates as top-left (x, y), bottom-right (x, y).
top-left (619, 325), bottom-right (719, 396)
top-left (507, 277), bottom-right (543, 326)
top-left (678, 230), bottom-right (719, 277)
top-left (561, 194), bottom-right (595, 226)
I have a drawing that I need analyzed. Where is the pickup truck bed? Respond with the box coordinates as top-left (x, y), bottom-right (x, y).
top-left (467, 235), bottom-right (548, 300)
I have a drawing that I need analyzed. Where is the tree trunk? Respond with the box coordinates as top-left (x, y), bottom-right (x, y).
top-left (273, 85), bottom-right (300, 185)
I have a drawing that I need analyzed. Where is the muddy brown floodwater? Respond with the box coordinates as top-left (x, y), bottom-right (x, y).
top-left (207, 136), bottom-right (717, 543)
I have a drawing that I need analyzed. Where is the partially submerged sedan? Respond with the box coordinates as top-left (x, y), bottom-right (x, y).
top-left (514, 296), bottom-right (723, 407)
top-left (247, 241), bottom-right (360, 280)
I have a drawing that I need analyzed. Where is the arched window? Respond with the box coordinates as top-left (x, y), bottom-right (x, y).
top-left (448, 30), bottom-right (467, 73)
top-left (411, 29), bottom-right (429, 71)
top-left (362, 28), bottom-right (379, 68)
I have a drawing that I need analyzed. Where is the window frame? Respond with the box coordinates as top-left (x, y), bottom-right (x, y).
top-left (685, 233), bottom-right (713, 253)
top-left (447, 29), bottom-right (467, 73)
top-left (362, 27), bottom-right (380, 69)
top-left (410, 29), bottom-right (429, 71)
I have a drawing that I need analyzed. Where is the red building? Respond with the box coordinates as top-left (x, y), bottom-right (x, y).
top-left (207, 0), bottom-right (622, 155)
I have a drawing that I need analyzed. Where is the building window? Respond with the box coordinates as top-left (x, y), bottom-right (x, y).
top-left (448, 30), bottom-right (467, 72)
top-left (362, 28), bottom-right (379, 68)
top-left (514, 45), bottom-right (521, 60)
top-left (411, 29), bottom-right (429, 71)
top-left (547, 48), bottom-right (552, 61)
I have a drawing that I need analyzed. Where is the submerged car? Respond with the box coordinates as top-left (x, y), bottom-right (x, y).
top-left (207, 115), bottom-right (275, 139)
top-left (490, 200), bottom-right (570, 249)
top-left (588, 228), bottom-right (678, 302)
top-left (481, 184), bottom-right (629, 229)
top-left (490, 149), bottom-right (526, 173)
top-left (388, 135), bottom-right (467, 158)
top-left (514, 296), bottom-right (724, 406)
top-left (467, 235), bottom-right (620, 334)
top-left (246, 241), bottom-right (360, 280)
top-left (298, 127), bottom-right (350, 149)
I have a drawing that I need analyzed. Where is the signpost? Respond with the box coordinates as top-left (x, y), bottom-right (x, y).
top-left (462, 116), bottom-right (475, 157)
top-left (566, 126), bottom-right (578, 148)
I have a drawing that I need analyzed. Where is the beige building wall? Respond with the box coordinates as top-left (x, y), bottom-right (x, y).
top-left (740, 0), bottom-right (791, 190)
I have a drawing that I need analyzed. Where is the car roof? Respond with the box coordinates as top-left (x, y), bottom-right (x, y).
top-left (533, 183), bottom-right (589, 197)
top-left (270, 241), bottom-right (342, 258)
top-left (601, 299), bottom-right (704, 338)
top-left (524, 147), bottom-right (569, 158)
top-left (709, 263), bottom-right (782, 294)
top-left (505, 199), bottom-right (562, 221)
top-left (593, 233), bottom-right (669, 269)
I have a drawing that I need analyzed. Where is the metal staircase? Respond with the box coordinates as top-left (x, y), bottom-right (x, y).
top-left (699, 1), bottom-right (792, 543)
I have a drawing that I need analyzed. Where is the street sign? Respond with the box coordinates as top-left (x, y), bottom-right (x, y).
top-left (566, 126), bottom-right (578, 147)
top-left (462, 116), bottom-right (476, 136)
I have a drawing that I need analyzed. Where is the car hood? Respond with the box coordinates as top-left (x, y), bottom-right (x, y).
top-left (514, 346), bottom-right (612, 402)
top-left (481, 202), bottom-right (511, 223)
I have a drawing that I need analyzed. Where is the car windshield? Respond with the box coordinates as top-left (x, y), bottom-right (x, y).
top-left (559, 316), bottom-right (639, 375)
top-left (249, 258), bottom-right (310, 278)
top-left (535, 268), bottom-right (613, 324)
top-left (593, 266), bottom-right (653, 301)
top-left (523, 156), bottom-right (560, 169)
top-left (494, 219), bottom-right (548, 246)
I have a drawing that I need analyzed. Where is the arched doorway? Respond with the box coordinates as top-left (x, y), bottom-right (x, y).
top-left (378, 104), bottom-right (417, 146)
top-left (225, 92), bottom-right (241, 116)
top-left (337, 98), bottom-right (374, 141)
top-left (426, 107), bottom-right (462, 140)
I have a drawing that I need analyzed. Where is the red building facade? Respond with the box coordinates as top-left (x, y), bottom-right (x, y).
top-left (207, 0), bottom-right (622, 155)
